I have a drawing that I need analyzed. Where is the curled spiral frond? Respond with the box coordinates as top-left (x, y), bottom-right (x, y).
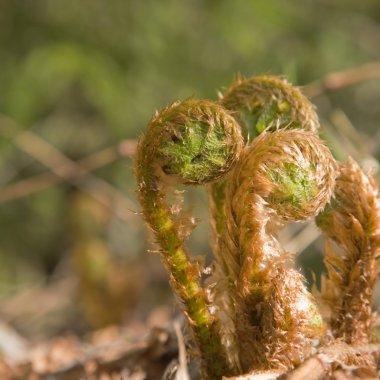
top-left (316, 158), bottom-right (380, 344)
top-left (221, 129), bottom-right (335, 371)
top-left (220, 75), bottom-right (319, 139)
top-left (230, 129), bottom-right (336, 223)
top-left (140, 98), bottom-right (243, 185)
top-left (135, 99), bottom-right (243, 380)
top-left (206, 76), bottom-right (334, 374)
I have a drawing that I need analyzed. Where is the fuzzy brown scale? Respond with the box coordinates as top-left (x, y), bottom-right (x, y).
top-left (316, 159), bottom-right (380, 345)
top-left (262, 268), bottom-right (324, 369)
top-left (221, 129), bottom-right (335, 371)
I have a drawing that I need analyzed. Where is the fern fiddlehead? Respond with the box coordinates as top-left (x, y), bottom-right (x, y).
top-left (135, 99), bottom-right (243, 379)
top-left (223, 129), bottom-right (335, 370)
top-left (206, 76), bottom-right (336, 372)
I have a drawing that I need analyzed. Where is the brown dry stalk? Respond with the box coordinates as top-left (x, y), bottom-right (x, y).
top-left (0, 140), bottom-right (136, 204)
top-left (303, 60), bottom-right (380, 98)
top-left (316, 158), bottom-right (380, 344)
top-left (0, 127), bottom-right (136, 222)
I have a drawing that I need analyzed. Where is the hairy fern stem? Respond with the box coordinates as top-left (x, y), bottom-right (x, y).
top-left (135, 99), bottom-right (243, 379)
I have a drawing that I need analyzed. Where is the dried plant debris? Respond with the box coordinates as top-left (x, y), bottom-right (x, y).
top-left (0, 324), bottom-right (179, 380)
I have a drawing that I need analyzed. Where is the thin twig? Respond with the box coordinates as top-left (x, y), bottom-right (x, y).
top-left (283, 342), bottom-right (380, 380)
top-left (281, 357), bottom-right (326, 380)
top-left (0, 124), bottom-right (138, 222)
top-left (19, 131), bottom-right (137, 221)
top-left (0, 140), bottom-right (137, 204)
top-left (303, 61), bottom-right (380, 97)
top-left (283, 222), bottom-right (321, 254)
top-left (173, 321), bottom-right (190, 380)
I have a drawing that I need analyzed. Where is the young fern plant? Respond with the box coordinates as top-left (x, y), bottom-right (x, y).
top-left (135, 99), bottom-right (243, 380)
top-left (135, 75), bottom-right (380, 378)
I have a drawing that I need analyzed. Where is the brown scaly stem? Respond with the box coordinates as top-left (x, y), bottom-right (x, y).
top-left (135, 99), bottom-right (243, 379)
top-left (316, 158), bottom-right (380, 344)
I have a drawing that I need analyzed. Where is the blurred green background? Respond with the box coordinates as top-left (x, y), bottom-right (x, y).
top-left (0, 0), bottom-right (379, 337)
